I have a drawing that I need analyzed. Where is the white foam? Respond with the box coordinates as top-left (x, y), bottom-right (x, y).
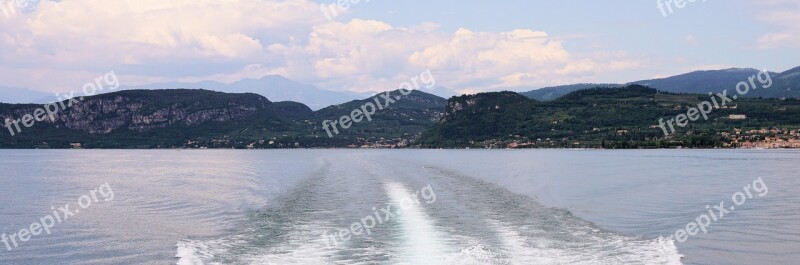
top-left (442, 245), bottom-right (504, 265)
top-left (174, 180), bottom-right (684, 265)
top-left (244, 242), bottom-right (335, 265)
top-left (175, 239), bottom-right (229, 265)
top-left (384, 181), bottom-right (451, 264)
top-left (479, 219), bottom-right (684, 265)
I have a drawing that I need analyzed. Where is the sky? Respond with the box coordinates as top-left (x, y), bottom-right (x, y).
top-left (0, 0), bottom-right (798, 95)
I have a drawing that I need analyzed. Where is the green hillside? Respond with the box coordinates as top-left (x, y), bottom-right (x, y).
top-left (420, 85), bottom-right (800, 148)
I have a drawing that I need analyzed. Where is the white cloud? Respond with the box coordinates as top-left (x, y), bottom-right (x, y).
top-left (0, 0), bottom-right (645, 94)
top-left (274, 20), bottom-right (642, 93)
top-left (754, 0), bottom-right (800, 49)
top-left (0, 0), bottom-right (324, 90)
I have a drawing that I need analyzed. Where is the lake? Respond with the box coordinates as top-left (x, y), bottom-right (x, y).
top-left (0, 150), bottom-right (797, 264)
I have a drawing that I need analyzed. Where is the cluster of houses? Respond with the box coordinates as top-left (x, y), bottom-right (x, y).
top-left (347, 138), bottom-right (410, 149)
top-left (502, 127), bottom-right (800, 149)
top-left (722, 128), bottom-right (800, 149)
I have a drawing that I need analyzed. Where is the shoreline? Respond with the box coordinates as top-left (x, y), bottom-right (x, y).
top-left (1, 147), bottom-right (796, 150)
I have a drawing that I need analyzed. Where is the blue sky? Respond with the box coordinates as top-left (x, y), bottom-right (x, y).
top-left (350, 0), bottom-right (796, 73)
top-left (0, 0), bottom-right (797, 94)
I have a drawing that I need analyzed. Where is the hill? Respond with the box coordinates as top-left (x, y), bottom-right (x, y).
top-left (0, 89), bottom-right (447, 148)
top-left (0, 89), bottom-right (304, 148)
top-left (311, 90), bottom-right (447, 139)
top-left (5, 86), bottom-right (800, 149)
top-left (420, 85), bottom-right (800, 148)
top-left (521, 83), bottom-right (623, 101)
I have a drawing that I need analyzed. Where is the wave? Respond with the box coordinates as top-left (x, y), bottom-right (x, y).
top-left (174, 158), bottom-right (683, 264)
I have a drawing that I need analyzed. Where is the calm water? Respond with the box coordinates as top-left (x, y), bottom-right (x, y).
top-left (0, 150), bottom-right (797, 264)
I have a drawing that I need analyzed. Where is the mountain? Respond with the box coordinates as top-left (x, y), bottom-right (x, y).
top-left (521, 83), bottom-right (623, 101)
top-left (125, 75), bottom-right (368, 110)
top-left (273, 101), bottom-right (314, 121)
top-left (0, 89), bottom-right (447, 148)
top-left (419, 85), bottom-right (800, 148)
top-left (226, 76), bottom-right (372, 110)
top-left (0, 89), bottom-right (304, 148)
top-left (522, 66), bottom-right (800, 100)
top-left (4, 86), bottom-right (800, 149)
top-left (0, 86), bottom-right (53, 104)
top-left (425, 86), bottom-right (460, 98)
top-left (311, 90), bottom-right (447, 139)
top-left (0, 76), bottom-right (366, 110)
top-left (631, 67), bottom-right (800, 98)
top-left (772, 66), bottom-right (800, 96)
top-left (630, 68), bottom-right (778, 96)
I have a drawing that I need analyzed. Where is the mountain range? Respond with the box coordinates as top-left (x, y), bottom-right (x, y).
top-left (0, 86), bottom-right (54, 104)
top-left (0, 88), bottom-right (446, 148)
top-left (421, 85), bottom-right (800, 148)
top-left (120, 76), bottom-right (370, 110)
top-left (3, 84), bottom-right (800, 149)
top-left (3, 66), bottom-right (798, 109)
top-left (0, 75), bottom-right (459, 110)
top-left (522, 67), bottom-right (800, 101)
top-left (1, 65), bottom-right (799, 148)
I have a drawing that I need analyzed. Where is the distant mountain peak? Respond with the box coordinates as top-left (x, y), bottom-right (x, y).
top-left (721, 67), bottom-right (759, 72)
top-left (118, 76), bottom-right (367, 110)
top-left (520, 65), bottom-right (800, 101)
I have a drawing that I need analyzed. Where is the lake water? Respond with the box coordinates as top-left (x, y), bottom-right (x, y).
top-left (0, 150), bottom-right (797, 264)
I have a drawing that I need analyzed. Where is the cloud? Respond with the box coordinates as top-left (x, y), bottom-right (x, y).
top-left (754, 0), bottom-right (800, 49)
top-left (272, 21), bottom-right (643, 93)
top-left (0, 0), bottom-right (324, 90)
top-left (0, 0), bottom-right (645, 94)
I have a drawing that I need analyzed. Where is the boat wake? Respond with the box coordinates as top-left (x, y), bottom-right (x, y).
top-left (175, 158), bottom-right (683, 264)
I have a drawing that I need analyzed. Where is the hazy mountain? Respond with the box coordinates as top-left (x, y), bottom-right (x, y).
top-left (631, 67), bottom-right (800, 98)
top-left (0, 75), bottom-right (367, 110)
top-left (424, 86), bottom-right (460, 99)
top-left (0, 86), bottom-right (53, 104)
top-left (522, 67), bottom-right (800, 100)
top-left (124, 75), bottom-right (368, 110)
top-left (111, 75), bottom-right (454, 109)
top-left (631, 68), bottom-right (771, 94)
top-left (521, 84), bottom-right (623, 101)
